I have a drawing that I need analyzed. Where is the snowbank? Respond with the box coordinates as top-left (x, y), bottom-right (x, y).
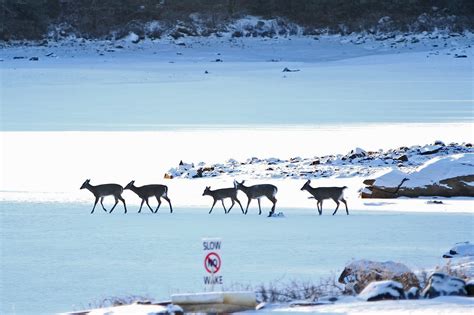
top-left (362, 153), bottom-right (474, 198)
top-left (375, 154), bottom-right (474, 189)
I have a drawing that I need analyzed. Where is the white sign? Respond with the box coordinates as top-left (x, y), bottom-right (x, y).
top-left (202, 238), bottom-right (223, 287)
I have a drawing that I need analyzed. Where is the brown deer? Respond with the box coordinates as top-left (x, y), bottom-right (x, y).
top-left (202, 186), bottom-right (244, 214)
top-left (235, 180), bottom-right (278, 216)
top-left (80, 179), bottom-right (127, 214)
top-left (300, 180), bottom-right (348, 215)
top-left (124, 180), bottom-right (172, 213)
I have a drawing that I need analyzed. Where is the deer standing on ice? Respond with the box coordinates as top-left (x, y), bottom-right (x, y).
top-left (80, 179), bottom-right (127, 214)
top-left (202, 186), bottom-right (244, 214)
top-left (300, 180), bottom-right (349, 215)
top-left (124, 180), bottom-right (173, 213)
top-left (235, 180), bottom-right (278, 216)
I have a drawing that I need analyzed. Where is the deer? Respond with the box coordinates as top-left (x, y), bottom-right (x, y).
top-left (300, 180), bottom-right (349, 215)
top-left (202, 186), bottom-right (244, 214)
top-left (80, 179), bottom-right (127, 214)
top-left (124, 180), bottom-right (173, 213)
top-left (234, 180), bottom-right (278, 217)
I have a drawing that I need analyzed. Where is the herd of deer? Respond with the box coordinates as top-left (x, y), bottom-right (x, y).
top-left (80, 179), bottom-right (349, 216)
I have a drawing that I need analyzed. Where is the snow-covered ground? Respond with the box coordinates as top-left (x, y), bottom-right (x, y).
top-left (1, 31), bottom-right (473, 314)
top-left (252, 296), bottom-right (474, 314)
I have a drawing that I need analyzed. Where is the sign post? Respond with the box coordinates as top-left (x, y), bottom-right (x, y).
top-left (202, 238), bottom-right (223, 291)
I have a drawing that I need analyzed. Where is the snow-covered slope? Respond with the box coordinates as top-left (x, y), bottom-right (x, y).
top-left (374, 153), bottom-right (474, 188)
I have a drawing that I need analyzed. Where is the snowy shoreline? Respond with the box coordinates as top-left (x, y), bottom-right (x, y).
top-left (164, 141), bottom-right (473, 180)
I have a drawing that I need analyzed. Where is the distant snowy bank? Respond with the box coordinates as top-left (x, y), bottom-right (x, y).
top-left (1, 17), bottom-right (472, 63)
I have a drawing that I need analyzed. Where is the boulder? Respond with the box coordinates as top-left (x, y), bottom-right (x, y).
top-left (338, 260), bottom-right (420, 294)
top-left (361, 154), bottom-right (474, 198)
top-left (442, 242), bottom-right (474, 258)
top-left (347, 147), bottom-right (367, 160)
top-left (406, 287), bottom-right (420, 299)
top-left (422, 273), bottom-right (466, 298)
top-left (358, 280), bottom-right (405, 301)
top-left (465, 280), bottom-right (474, 297)
top-left (440, 242), bottom-right (474, 279)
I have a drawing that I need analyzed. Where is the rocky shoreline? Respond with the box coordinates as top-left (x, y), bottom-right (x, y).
top-left (165, 141), bottom-right (473, 181)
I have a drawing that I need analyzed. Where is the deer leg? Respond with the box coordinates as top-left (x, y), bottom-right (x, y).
top-left (235, 198), bottom-right (245, 214)
top-left (332, 199), bottom-right (340, 216)
top-left (221, 200), bottom-right (227, 213)
top-left (342, 198), bottom-right (349, 215)
top-left (162, 196), bottom-right (173, 213)
top-left (268, 196), bottom-right (277, 217)
top-left (91, 197), bottom-right (99, 214)
top-left (138, 199), bottom-right (145, 213)
top-left (109, 197), bottom-right (119, 213)
top-left (209, 200), bottom-right (217, 214)
top-left (100, 197), bottom-right (107, 212)
top-left (145, 198), bottom-right (154, 213)
top-left (257, 198), bottom-right (262, 215)
top-left (155, 196), bottom-right (162, 213)
top-left (318, 200), bottom-right (323, 215)
top-left (119, 195), bottom-right (127, 214)
top-left (227, 199), bottom-right (235, 213)
top-left (245, 198), bottom-right (251, 215)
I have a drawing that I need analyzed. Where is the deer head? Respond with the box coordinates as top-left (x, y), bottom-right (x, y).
top-left (80, 179), bottom-right (91, 189)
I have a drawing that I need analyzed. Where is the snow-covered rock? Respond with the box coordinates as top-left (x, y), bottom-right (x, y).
top-left (443, 242), bottom-right (474, 258)
top-left (422, 273), bottom-right (467, 298)
top-left (406, 287), bottom-right (420, 299)
top-left (361, 153), bottom-right (474, 198)
top-left (338, 260), bottom-right (419, 294)
top-left (164, 143), bottom-right (473, 182)
top-left (358, 280), bottom-right (405, 301)
top-left (346, 147), bottom-right (367, 159)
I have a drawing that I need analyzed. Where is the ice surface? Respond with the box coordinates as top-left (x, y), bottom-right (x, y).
top-left (1, 204), bottom-right (473, 314)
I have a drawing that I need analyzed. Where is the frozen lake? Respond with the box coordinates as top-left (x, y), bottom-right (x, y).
top-left (1, 202), bottom-right (473, 314)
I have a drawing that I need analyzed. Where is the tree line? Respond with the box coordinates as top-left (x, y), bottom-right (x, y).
top-left (1, 0), bottom-right (473, 40)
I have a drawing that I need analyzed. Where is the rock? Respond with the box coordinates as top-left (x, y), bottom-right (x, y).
top-left (164, 173), bottom-right (173, 179)
top-left (454, 54), bottom-right (467, 58)
top-left (338, 260), bottom-right (419, 294)
top-left (358, 280), bottom-right (405, 302)
top-left (434, 140), bottom-right (446, 146)
top-left (310, 160), bottom-right (320, 166)
top-left (422, 273), bottom-right (466, 298)
top-left (466, 280), bottom-right (474, 297)
top-left (361, 154), bottom-right (474, 198)
top-left (29, 57), bottom-right (39, 61)
top-left (420, 144), bottom-right (442, 155)
top-left (282, 67), bottom-right (300, 72)
top-left (426, 200), bottom-right (443, 204)
top-left (406, 287), bottom-right (420, 299)
top-left (363, 179), bottom-right (376, 186)
top-left (442, 242), bottom-right (474, 258)
top-left (347, 148), bottom-right (367, 159)
top-left (396, 154), bottom-right (408, 162)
